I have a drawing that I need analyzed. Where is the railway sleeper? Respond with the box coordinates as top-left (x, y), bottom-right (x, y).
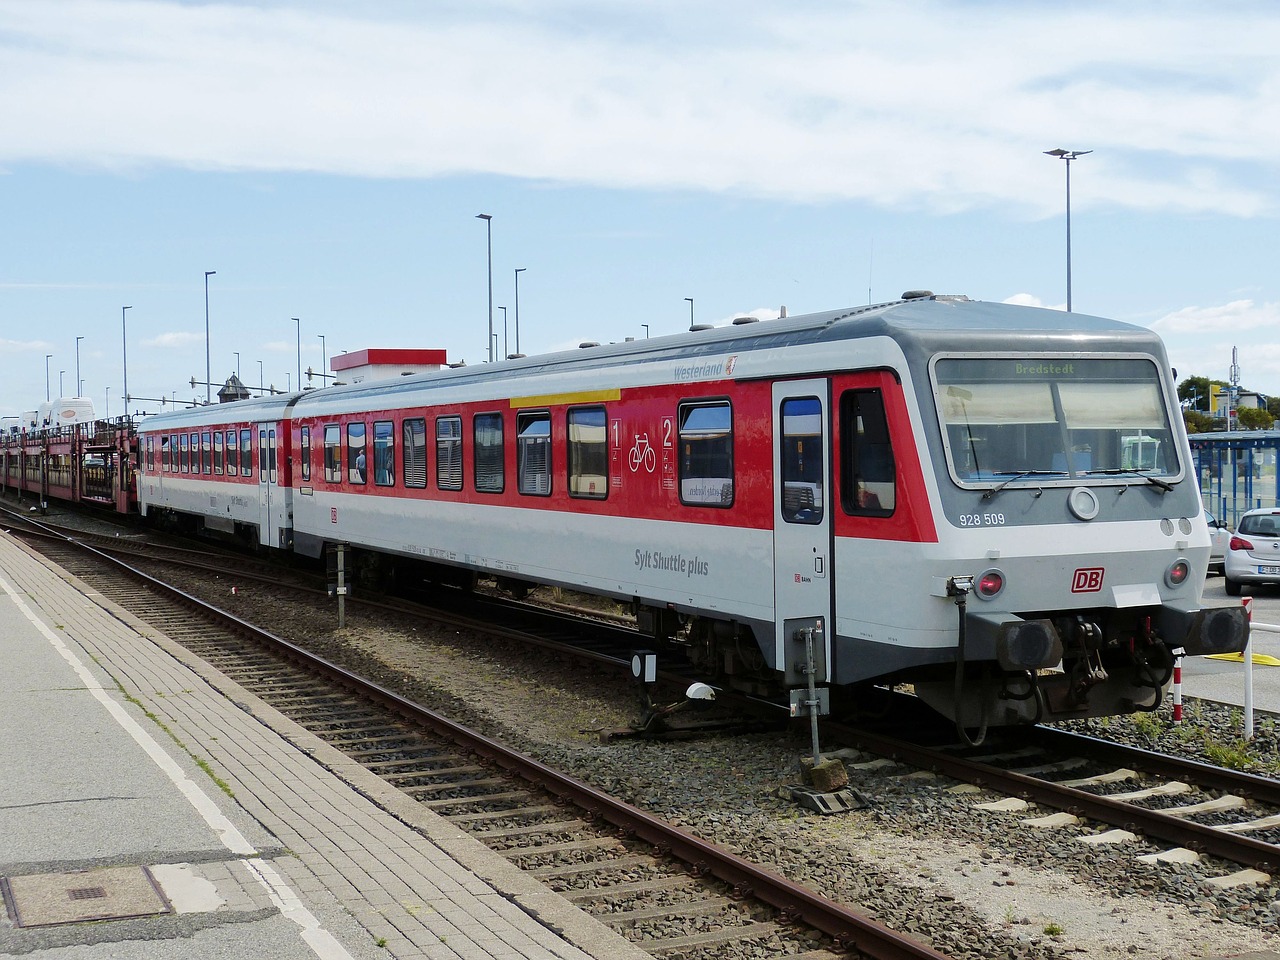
top-left (597, 897), bottom-right (735, 924)
top-left (527, 853), bottom-right (657, 879)
top-left (470, 818), bottom-right (588, 840)
top-left (498, 836), bottom-right (622, 858)
top-left (556, 874), bottom-right (700, 899)
top-left (645, 921), bottom-right (781, 954)
top-left (448, 804), bottom-right (563, 825)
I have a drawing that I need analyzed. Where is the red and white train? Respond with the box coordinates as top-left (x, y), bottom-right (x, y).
top-left (134, 293), bottom-right (1248, 728)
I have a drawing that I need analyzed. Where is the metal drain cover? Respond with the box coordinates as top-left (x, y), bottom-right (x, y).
top-left (1, 866), bottom-right (171, 928)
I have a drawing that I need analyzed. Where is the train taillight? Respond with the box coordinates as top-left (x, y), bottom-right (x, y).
top-left (976, 569), bottom-right (1004, 599)
top-left (1165, 558), bottom-right (1191, 588)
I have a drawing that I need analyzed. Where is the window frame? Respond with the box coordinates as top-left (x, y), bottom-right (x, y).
top-left (567, 405), bottom-right (608, 501)
top-left (676, 398), bottom-right (734, 508)
top-left (516, 410), bottom-right (552, 497)
top-left (473, 412), bottom-right (505, 494)
top-left (436, 415), bottom-right (463, 491)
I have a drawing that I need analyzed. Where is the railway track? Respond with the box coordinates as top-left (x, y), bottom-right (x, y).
top-left (833, 718), bottom-right (1280, 885)
top-left (9, 518), bottom-right (952, 960)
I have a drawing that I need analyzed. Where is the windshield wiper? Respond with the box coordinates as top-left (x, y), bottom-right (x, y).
top-left (981, 470), bottom-right (1064, 501)
top-left (1082, 468), bottom-right (1174, 493)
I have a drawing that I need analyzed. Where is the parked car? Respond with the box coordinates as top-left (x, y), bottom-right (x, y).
top-left (1206, 511), bottom-right (1231, 575)
top-left (1223, 508), bottom-right (1280, 595)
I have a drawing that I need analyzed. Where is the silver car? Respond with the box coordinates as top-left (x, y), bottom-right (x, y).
top-left (1224, 508), bottom-right (1280, 596)
top-left (1206, 511), bottom-right (1230, 575)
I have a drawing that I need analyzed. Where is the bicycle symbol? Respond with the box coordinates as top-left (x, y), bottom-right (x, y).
top-left (628, 433), bottom-right (657, 473)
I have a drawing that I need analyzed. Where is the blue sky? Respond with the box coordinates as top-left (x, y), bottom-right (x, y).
top-left (3, 0), bottom-right (1279, 418)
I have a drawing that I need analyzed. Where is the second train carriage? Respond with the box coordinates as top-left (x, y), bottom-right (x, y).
top-left (134, 294), bottom-right (1249, 727)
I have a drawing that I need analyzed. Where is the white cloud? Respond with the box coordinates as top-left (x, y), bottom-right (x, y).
top-left (1, 1), bottom-right (1278, 214)
top-left (143, 331), bottom-right (203, 348)
top-left (1151, 299), bottom-right (1280, 335)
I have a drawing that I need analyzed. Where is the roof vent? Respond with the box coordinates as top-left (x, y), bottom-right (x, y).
top-left (732, 316), bottom-right (759, 325)
top-left (579, 341), bottom-right (600, 348)
top-left (690, 323), bottom-right (714, 332)
top-left (902, 290), bottom-right (934, 300)
top-left (505, 353), bottom-right (526, 360)
top-left (449, 361), bottom-right (467, 368)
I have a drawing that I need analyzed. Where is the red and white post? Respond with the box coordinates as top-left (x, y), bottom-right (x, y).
top-left (1243, 596), bottom-right (1254, 740)
top-left (1171, 647), bottom-right (1184, 725)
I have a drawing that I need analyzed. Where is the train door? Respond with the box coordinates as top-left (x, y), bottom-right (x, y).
top-left (257, 426), bottom-right (274, 547)
top-left (772, 380), bottom-right (834, 706)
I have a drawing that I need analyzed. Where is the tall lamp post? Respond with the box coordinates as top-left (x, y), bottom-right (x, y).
top-left (318, 335), bottom-right (327, 383)
top-left (234, 351), bottom-right (241, 379)
top-left (121, 306), bottom-right (132, 414)
top-left (514, 267), bottom-right (527, 355)
top-left (75, 336), bottom-right (84, 397)
top-left (684, 297), bottom-right (694, 330)
top-left (476, 214), bottom-right (493, 362)
top-left (1043, 148), bottom-right (1091, 312)
top-left (59, 370), bottom-right (65, 397)
top-left (45, 354), bottom-right (52, 402)
top-left (292, 318), bottom-right (301, 390)
top-left (498, 306), bottom-right (507, 358)
top-left (204, 271), bottom-right (216, 403)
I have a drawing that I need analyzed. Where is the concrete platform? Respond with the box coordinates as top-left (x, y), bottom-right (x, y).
top-left (0, 531), bottom-right (649, 960)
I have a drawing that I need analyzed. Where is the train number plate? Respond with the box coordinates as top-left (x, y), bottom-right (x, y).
top-left (1259, 565), bottom-right (1280, 575)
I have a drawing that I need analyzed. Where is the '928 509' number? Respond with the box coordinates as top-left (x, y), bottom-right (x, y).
top-left (959, 513), bottom-right (1005, 527)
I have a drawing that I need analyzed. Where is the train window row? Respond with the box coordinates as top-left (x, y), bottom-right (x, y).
top-left (294, 401), bottom-right (730, 507)
top-left (148, 430), bottom-right (254, 478)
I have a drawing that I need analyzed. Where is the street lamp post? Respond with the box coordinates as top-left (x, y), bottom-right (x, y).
top-left (105, 386), bottom-right (110, 418)
top-left (45, 354), bottom-right (52, 402)
top-left (476, 214), bottom-right (493, 362)
top-left (204, 271), bottom-right (216, 403)
top-left (75, 336), bottom-right (84, 397)
top-left (684, 297), bottom-right (694, 330)
top-left (318, 335), bottom-right (326, 383)
top-left (642, 324), bottom-right (649, 339)
top-left (258, 360), bottom-right (264, 395)
top-left (292, 318), bottom-right (301, 390)
top-left (514, 267), bottom-right (526, 356)
top-left (234, 351), bottom-right (240, 379)
top-left (59, 370), bottom-right (65, 397)
top-left (498, 306), bottom-right (507, 358)
top-left (122, 306), bottom-right (132, 414)
top-left (1043, 148), bottom-right (1091, 312)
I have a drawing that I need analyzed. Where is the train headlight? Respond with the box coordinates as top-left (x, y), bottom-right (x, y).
top-left (976, 568), bottom-right (1005, 600)
top-left (1164, 558), bottom-right (1191, 589)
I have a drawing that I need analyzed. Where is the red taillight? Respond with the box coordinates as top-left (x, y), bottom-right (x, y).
top-left (1166, 560), bottom-right (1190, 587)
top-left (1230, 536), bottom-right (1254, 552)
top-left (977, 570), bottom-right (1004, 598)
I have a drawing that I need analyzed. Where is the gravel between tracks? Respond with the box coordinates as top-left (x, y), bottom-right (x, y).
top-left (22, 504), bottom-right (1280, 960)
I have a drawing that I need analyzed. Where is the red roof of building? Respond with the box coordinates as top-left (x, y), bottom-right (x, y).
top-left (329, 349), bottom-right (448, 372)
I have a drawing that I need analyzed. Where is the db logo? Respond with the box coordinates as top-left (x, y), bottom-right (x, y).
top-left (1072, 567), bottom-right (1104, 593)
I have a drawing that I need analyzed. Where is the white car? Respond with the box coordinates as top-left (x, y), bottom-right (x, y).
top-left (1224, 508), bottom-right (1280, 596)
top-left (1206, 511), bottom-right (1231, 575)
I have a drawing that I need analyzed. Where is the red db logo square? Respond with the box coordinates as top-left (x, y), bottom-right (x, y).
top-left (1072, 568), bottom-right (1104, 593)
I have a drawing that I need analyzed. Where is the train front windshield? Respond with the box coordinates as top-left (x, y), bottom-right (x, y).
top-left (933, 357), bottom-right (1179, 486)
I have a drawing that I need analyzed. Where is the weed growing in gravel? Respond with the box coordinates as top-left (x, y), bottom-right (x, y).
top-left (1043, 922), bottom-right (1064, 936)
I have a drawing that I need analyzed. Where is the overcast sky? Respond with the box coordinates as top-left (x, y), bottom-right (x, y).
top-left (3, 0), bottom-right (1278, 417)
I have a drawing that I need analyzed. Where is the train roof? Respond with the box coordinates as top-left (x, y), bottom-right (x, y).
top-left (137, 295), bottom-right (1166, 427)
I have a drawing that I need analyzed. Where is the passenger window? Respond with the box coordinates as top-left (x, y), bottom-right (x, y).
top-left (348, 422), bottom-right (367, 484)
top-left (323, 424), bottom-right (341, 482)
top-left (678, 400), bottom-right (733, 507)
top-left (568, 406), bottom-right (607, 500)
top-left (840, 388), bottom-right (895, 515)
top-left (258, 430), bottom-right (267, 481)
top-left (202, 432), bottom-right (212, 474)
top-left (179, 433), bottom-right (189, 473)
top-left (373, 420), bottom-right (394, 486)
top-left (146, 436), bottom-right (154, 471)
top-left (240, 429), bottom-right (252, 477)
top-left (226, 430), bottom-right (238, 476)
top-left (473, 413), bottom-right (504, 493)
top-left (300, 426), bottom-right (310, 482)
top-left (780, 398), bottom-right (823, 524)
top-left (517, 411), bottom-right (551, 496)
top-left (213, 432), bottom-right (223, 475)
top-left (437, 416), bottom-right (462, 490)
top-left (403, 418), bottom-right (427, 488)
top-left (160, 435), bottom-right (169, 472)
top-left (269, 429), bottom-right (278, 484)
